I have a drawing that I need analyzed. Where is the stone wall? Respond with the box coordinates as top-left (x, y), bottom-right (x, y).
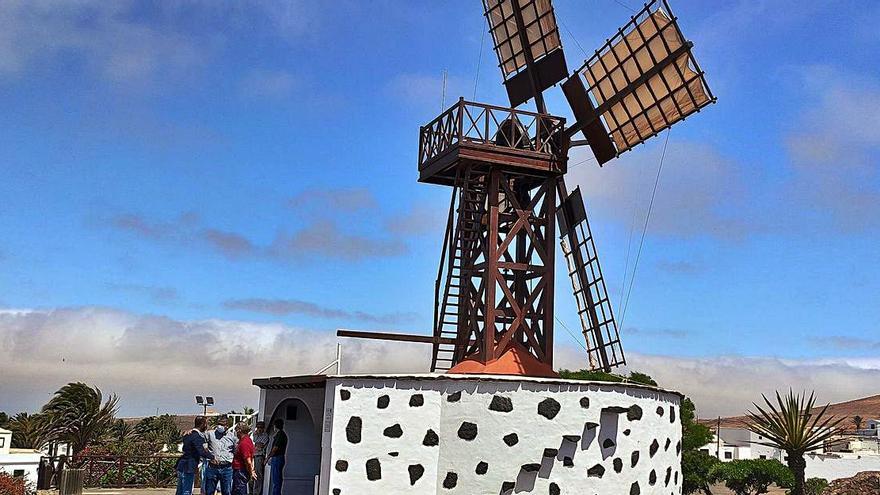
top-left (320, 375), bottom-right (682, 494)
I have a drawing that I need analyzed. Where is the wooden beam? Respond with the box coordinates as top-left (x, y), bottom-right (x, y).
top-left (337, 329), bottom-right (458, 346)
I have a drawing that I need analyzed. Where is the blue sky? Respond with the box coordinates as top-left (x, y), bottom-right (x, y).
top-left (0, 0), bottom-right (878, 416)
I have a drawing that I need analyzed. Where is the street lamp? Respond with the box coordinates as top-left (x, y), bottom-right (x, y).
top-left (195, 395), bottom-right (214, 416)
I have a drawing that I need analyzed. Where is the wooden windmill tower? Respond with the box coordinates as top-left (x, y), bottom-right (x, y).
top-left (340, 0), bottom-right (715, 377)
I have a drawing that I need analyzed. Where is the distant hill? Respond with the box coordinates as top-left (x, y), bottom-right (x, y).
top-left (700, 394), bottom-right (880, 429)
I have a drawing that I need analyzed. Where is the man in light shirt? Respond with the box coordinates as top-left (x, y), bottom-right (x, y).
top-left (204, 416), bottom-right (237, 495)
top-left (251, 421), bottom-right (269, 495)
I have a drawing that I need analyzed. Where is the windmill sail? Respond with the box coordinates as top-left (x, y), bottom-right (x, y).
top-left (557, 187), bottom-right (625, 371)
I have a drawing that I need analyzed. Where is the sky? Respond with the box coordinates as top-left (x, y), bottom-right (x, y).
top-left (0, 0), bottom-right (878, 418)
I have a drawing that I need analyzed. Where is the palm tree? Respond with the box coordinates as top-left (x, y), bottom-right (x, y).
top-left (746, 390), bottom-right (845, 495)
top-left (41, 382), bottom-right (118, 455)
top-left (7, 412), bottom-right (51, 450)
top-left (852, 415), bottom-right (863, 431)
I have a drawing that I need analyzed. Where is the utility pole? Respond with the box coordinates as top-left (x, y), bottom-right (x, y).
top-left (716, 416), bottom-right (722, 459)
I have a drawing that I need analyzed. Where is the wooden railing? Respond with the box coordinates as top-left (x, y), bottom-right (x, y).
top-left (40, 455), bottom-right (179, 488)
top-left (418, 98), bottom-right (566, 170)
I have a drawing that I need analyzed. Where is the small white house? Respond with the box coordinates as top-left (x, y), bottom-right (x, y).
top-left (0, 427), bottom-right (42, 486)
top-left (699, 428), bottom-right (784, 462)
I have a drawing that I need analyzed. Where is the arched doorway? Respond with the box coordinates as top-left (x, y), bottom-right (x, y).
top-left (268, 398), bottom-right (321, 495)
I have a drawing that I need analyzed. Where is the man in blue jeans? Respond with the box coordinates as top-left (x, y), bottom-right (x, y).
top-left (204, 416), bottom-right (237, 495)
top-left (266, 418), bottom-right (287, 495)
top-left (175, 416), bottom-right (213, 495)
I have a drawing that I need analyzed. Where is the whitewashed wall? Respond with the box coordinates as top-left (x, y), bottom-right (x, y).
top-left (805, 453), bottom-right (880, 481)
top-left (321, 375), bottom-right (682, 495)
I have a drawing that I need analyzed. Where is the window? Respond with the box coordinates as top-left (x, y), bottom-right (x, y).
top-left (724, 452), bottom-right (733, 459)
top-left (0, 437), bottom-right (5, 448)
top-left (700, 449), bottom-right (709, 454)
top-left (285, 405), bottom-right (297, 421)
top-left (760, 455), bottom-right (767, 459)
top-left (13, 470), bottom-right (25, 478)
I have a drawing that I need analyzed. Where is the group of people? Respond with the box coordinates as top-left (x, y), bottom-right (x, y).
top-left (176, 416), bottom-right (288, 495)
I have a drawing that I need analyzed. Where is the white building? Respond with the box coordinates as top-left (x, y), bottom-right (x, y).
top-left (0, 428), bottom-right (42, 487)
top-left (699, 428), bottom-right (784, 462)
top-left (255, 373), bottom-right (685, 495)
top-left (857, 419), bottom-right (880, 437)
top-left (699, 426), bottom-right (880, 482)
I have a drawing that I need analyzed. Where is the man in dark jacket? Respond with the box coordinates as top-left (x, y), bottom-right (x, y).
top-left (176, 416), bottom-right (213, 495)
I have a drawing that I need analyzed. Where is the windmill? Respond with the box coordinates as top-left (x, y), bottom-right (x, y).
top-left (339, 0), bottom-right (714, 376)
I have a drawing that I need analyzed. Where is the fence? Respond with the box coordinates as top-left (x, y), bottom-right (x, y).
top-left (39, 455), bottom-right (179, 489)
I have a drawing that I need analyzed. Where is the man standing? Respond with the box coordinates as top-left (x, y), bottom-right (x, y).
top-left (204, 416), bottom-right (237, 495)
top-left (266, 418), bottom-right (287, 495)
top-left (175, 417), bottom-right (213, 495)
top-left (251, 421), bottom-right (269, 495)
top-left (232, 423), bottom-right (256, 495)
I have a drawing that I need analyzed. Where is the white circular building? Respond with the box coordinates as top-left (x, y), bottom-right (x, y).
top-left (255, 373), bottom-right (683, 495)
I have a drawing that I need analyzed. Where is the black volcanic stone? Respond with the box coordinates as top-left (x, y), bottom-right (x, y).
top-left (623, 429), bottom-right (631, 436)
top-left (676, 440), bottom-right (682, 454)
top-left (457, 422), bottom-right (478, 441)
top-left (543, 448), bottom-right (558, 458)
top-left (656, 406), bottom-right (665, 416)
top-left (665, 467), bottom-right (672, 486)
top-left (563, 434), bottom-right (581, 442)
top-left (345, 417), bottom-right (362, 444)
top-left (604, 406), bottom-right (629, 414)
top-left (521, 463), bottom-right (541, 472)
top-left (332, 490), bottom-right (340, 495)
top-left (447, 390), bottom-right (462, 402)
top-left (627, 405), bottom-right (643, 421)
top-left (650, 439), bottom-right (660, 457)
top-left (501, 481), bottom-right (515, 492)
top-left (587, 464), bottom-right (605, 478)
top-left (388, 452), bottom-right (399, 457)
top-left (340, 389), bottom-right (351, 401)
top-left (665, 438), bottom-right (671, 451)
top-left (613, 457), bottom-right (623, 473)
top-left (631, 450), bottom-right (640, 468)
top-left (538, 398), bottom-right (561, 419)
top-left (649, 469), bottom-right (657, 485)
top-left (580, 397), bottom-right (590, 408)
top-left (670, 406), bottom-right (676, 423)
top-left (408, 464), bottom-right (424, 485)
top-left (675, 470), bottom-right (679, 484)
top-left (602, 438), bottom-right (615, 449)
top-left (442, 472), bottom-right (457, 489)
top-left (549, 482), bottom-right (560, 495)
top-left (410, 394), bottom-right (424, 407)
top-left (377, 395), bottom-right (390, 409)
top-left (475, 461), bottom-right (488, 475)
top-left (630, 481), bottom-right (640, 495)
top-left (335, 460), bottom-right (348, 472)
top-left (383, 424), bottom-right (403, 438)
top-left (585, 422), bottom-right (599, 430)
top-left (503, 433), bottom-right (519, 446)
top-left (423, 429), bottom-right (439, 447)
top-left (562, 456), bottom-right (573, 467)
top-left (489, 395), bottom-right (513, 412)
top-left (366, 458), bottom-right (381, 481)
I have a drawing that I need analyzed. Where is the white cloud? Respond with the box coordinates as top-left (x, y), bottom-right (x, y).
top-left (2, 307), bottom-right (878, 420)
top-left (568, 140), bottom-right (756, 241)
top-left (0, 0), bottom-right (208, 84)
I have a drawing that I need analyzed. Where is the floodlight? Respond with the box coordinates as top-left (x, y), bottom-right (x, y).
top-left (195, 396), bottom-right (204, 405)
top-left (483, 0), bottom-right (568, 107)
top-left (563, 0), bottom-right (715, 163)
top-left (206, 397), bottom-right (214, 406)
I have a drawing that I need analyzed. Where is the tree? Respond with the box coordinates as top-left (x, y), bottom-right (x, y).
top-left (41, 382), bottom-right (118, 455)
top-left (746, 390), bottom-right (845, 495)
top-left (7, 412), bottom-right (51, 450)
top-left (0, 411), bottom-right (9, 428)
top-left (852, 415), bottom-right (863, 431)
top-left (710, 459), bottom-right (793, 495)
top-left (558, 369), bottom-right (657, 386)
top-left (682, 450), bottom-right (719, 495)
top-left (0, 472), bottom-right (32, 495)
top-left (134, 415), bottom-right (181, 452)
